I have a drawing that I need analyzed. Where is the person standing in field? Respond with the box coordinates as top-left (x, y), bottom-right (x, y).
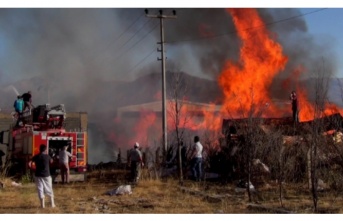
top-left (191, 136), bottom-right (203, 182)
top-left (28, 144), bottom-right (56, 208)
top-left (290, 90), bottom-right (299, 123)
top-left (180, 141), bottom-right (188, 170)
top-left (0, 149), bottom-right (5, 172)
top-left (58, 145), bottom-right (73, 184)
top-left (128, 142), bottom-right (144, 183)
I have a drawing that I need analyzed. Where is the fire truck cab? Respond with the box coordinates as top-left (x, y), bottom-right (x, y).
top-left (1, 104), bottom-right (87, 182)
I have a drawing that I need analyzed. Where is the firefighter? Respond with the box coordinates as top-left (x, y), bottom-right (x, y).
top-left (290, 90), bottom-right (299, 123)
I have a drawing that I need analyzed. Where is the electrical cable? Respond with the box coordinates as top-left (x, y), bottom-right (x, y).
top-left (167, 8), bottom-right (327, 44)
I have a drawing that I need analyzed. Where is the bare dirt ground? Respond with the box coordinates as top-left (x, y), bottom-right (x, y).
top-left (1, 169), bottom-right (343, 214)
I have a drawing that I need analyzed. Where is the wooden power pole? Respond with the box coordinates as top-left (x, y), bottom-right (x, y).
top-left (145, 9), bottom-right (177, 155)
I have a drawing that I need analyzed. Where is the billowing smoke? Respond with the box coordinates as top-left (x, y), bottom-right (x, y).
top-left (0, 8), bottom-right (337, 163)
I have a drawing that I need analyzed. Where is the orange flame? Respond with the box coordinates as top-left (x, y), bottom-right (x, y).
top-left (217, 8), bottom-right (343, 122)
top-left (167, 101), bottom-right (222, 131)
top-left (130, 109), bottom-right (158, 146)
top-left (218, 8), bottom-right (288, 119)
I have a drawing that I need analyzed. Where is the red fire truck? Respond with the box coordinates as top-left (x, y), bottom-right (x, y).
top-left (0, 104), bottom-right (88, 182)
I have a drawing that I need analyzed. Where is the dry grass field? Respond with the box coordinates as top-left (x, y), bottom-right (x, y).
top-left (1, 169), bottom-right (343, 214)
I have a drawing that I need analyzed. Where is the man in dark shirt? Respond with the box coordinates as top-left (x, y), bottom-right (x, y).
top-left (0, 149), bottom-right (5, 171)
top-left (22, 91), bottom-right (33, 111)
top-left (128, 142), bottom-right (144, 183)
top-left (290, 90), bottom-right (299, 123)
top-left (181, 141), bottom-right (188, 170)
top-left (28, 144), bottom-right (55, 208)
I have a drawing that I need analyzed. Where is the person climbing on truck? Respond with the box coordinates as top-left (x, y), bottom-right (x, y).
top-left (22, 91), bottom-right (34, 111)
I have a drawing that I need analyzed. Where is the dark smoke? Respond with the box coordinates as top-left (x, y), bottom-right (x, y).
top-left (0, 8), bottom-right (338, 163)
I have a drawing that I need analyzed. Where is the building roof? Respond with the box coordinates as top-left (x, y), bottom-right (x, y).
top-left (116, 100), bottom-right (222, 117)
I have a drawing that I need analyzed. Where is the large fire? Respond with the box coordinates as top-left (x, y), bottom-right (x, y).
top-left (218, 8), bottom-right (343, 123)
top-left (111, 8), bottom-right (343, 149)
top-left (219, 8), bottom-right (288, 120)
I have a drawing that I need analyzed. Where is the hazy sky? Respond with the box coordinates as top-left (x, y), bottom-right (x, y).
top-left (299, 8), bottom-right (343, 77)
top-left (0, 7), bottom-right (342, 85)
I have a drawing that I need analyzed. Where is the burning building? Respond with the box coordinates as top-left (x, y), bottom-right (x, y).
top-left (107, 9), bottom-right (343, 159)
top-left (115, 99), bottom-right (222, 148)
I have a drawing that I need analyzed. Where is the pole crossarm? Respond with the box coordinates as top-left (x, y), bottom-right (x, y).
top-left (146, 15), bottom-right (177, 19)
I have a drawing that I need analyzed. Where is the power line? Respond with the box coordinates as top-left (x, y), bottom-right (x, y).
top-left (87, 17), bottom-right (157, 73)
top-left (110, 13), bottom-right (146, 48)
top-left (86, 12), bottom-right (145, 64)
top-left (114, 17), bottom-right (154, 52)
top-left (110, 21), bottom-right (159, 67)
top-left (167, 8), bottom-right (327, 44)
top-left (126, 49), bottom-right (156, 75)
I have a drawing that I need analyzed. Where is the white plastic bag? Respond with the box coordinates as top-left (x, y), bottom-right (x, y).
top-left (107, 185), bottom-right (132, 196)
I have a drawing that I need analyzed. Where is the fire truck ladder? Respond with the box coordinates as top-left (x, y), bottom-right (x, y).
top-left (76, 133), bottom-right (85, 167)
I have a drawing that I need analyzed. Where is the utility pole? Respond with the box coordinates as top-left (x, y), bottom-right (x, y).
top-left (145, 9), bottom-right (177, 155)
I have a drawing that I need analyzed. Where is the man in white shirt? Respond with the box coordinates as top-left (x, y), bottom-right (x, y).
top-left (191, 136), bottom-right (203, 181)
top-left (58, 145), bottom-right (72, 184)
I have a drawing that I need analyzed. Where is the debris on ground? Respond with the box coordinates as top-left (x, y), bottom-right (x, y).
top-left (106, 185), bottom-right (132, 196)
top-left (235, 180), bottom-right (255, 193)
top-left (317, 178), bottom-right (328, 191)
top-left (11, 181), bottom-right (22, 187)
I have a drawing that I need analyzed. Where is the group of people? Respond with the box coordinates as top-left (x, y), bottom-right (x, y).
top-left (126, 91), bottom-right (298, 185)
top-left (24, 90), bottom-right (298, 209)
top-left (28, 144), bottom-right (73, 208)
top-left (29, 137), bottom-right (202, 208)
top-left (128, 135), bottom-right (204, 183)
